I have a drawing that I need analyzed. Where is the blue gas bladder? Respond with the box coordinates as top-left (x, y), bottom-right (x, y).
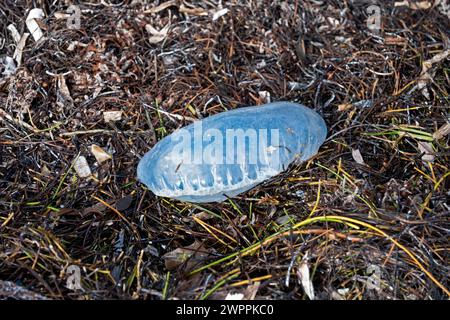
top-left (137, 102), bottom-right (327, 203)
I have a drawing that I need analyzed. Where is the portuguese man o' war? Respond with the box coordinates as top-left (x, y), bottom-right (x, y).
top-left (137, 101), bottom-right (327, 203)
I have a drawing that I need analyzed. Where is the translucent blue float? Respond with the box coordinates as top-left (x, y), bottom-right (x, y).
top-left (137, 101), bottom-right (327, 203)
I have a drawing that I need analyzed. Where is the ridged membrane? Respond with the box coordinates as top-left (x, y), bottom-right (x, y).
top-left (137, 102), bottom-right (327, 203)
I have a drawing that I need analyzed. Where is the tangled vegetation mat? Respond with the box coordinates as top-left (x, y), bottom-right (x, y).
top-left (0, 1), bottom-right (449, 299)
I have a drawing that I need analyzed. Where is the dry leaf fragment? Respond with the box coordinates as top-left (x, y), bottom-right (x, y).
top-left (179, 4), bottom-right (208, 16)
top-left (57, 75), bottom-right (74, 109)
top-left (331, 288), bottom-right (349, 300)
top-left (225, 293), bottom-right (244, 300)
top-left (54, 12), bottom-right (70, 19)
top-left (13, 33), bottom-right (30, 66)
top-left (433, 122), bottom-right (450, 140)
top-left (192, 211), bottom-right (214, 220)
top-left (40, 164), bottom-right (51, 178)
top-left (326, 17), bottom-right (340, 28)
top-left (145, 24), bottom-right (170, 44)
top-left (297, 252), bottom-right (315, 300)
top-left (243, 282), bottom-right (260, 300)
top-left (352, 149), bottom-right (366, 165)
top-left (212, 8), bottom-right (229, 21)
top-left (73, 156), bottom-right (91, 178)
top-left (162, 241), bottom-right (210, 271)
top-left (417, 141), bottom-right (435, 162)
top-left (26, 8), bottom-right (45, 42)
top-left (67, 41), bottom-right (88, 52)
top-left (338, 288), bottom-right (350, 296)
top-left (414, 49), bottom-right (450, 99)
top-left (394, 1), bottom-right (432, 9)
top-left (0, 56), bottom-right (17, 77)
top-left (103, 110), bottom-right (122, 122)
top-left (331, 291), bottom-right (346, 300)
top-left (384, 36), bottom-right (408, 45)
top-left (276, 215), bottom-right (293, 226)
top-left (90, 144), bottom-right (112, 164)
top-left (7, 24), bottom-right (21, 44)
top-left (258, 91), bottom-right (271, 103)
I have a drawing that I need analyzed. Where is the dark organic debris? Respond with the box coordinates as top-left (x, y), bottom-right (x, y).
top-left (0, 0), bottom-right (449, 300)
